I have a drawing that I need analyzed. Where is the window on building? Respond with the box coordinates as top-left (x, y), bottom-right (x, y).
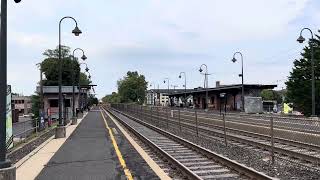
top-left (211, 96), bottom-right (215, 104)
top-left (64, 99), bottom-right (71, 107)
top-left (49, 99), bottom-right (59, 107)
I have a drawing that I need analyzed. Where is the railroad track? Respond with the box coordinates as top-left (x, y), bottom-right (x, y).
top-left (154, 109), bottom-right (320, 166)
top-left (123, 106), bottom-right (320, 168)
top-left (103, 107), bottom-right (273, 180)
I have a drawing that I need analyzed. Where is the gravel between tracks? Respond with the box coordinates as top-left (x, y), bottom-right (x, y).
top-left (165, 125), bottom-right (320, 180)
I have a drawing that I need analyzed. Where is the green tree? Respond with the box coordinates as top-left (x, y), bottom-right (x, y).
top-left (31, 94), bottom-right (40, 118)
top-left (79, 72), bottom-right (92, 85)
top-left (102, 92), bottom-right (121, 104)
top-left (117, 71), bottom-right (148, 104)
top-left (87, 94), bottom-right (99, 106)
top-left (261, 89), bottom-right (283, 104)
top-left (40, 46), bottom-right (91, 86)
top-left (286, 30), bottom-right (320, 116)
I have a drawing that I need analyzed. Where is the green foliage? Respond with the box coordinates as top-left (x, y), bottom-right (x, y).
top-left (43, 45), bottom-right (71, 58)
top-left (102, 92), bottom-right (121, 104)
top-left (117, 71), bottom-right (148, 104)
top-left (31, 94), bottom-right (40, 118)
top-left (40, 46), bottom-right (90, 86)
top-left (261, 89), bottom-right (283, 104)
top-left (80, 72), bottom-right (92, 85)
top-left (87, 94), bottom-right (99, 106)
top-left (286, 30), bottom-right (320, 116)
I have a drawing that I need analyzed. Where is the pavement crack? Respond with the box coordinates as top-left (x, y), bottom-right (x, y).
top-left (45, 158), bottom-right (112, 167)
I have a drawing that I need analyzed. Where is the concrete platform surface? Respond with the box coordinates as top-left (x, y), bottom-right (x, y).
top-left (33, 107), bottom-right (160, 180)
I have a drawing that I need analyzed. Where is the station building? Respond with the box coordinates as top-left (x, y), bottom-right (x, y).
top-left (36, 86), bottom-right (93, 120)
top-left (146, 89), bottom-right (193, 106)
top-left (168, 81), bottom-right (277, 111)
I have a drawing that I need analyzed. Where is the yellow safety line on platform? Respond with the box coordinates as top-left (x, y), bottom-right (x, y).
top-left (100, 109), bottom-right (134, 180)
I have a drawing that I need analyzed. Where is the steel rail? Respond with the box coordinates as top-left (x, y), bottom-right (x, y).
top-left (155, 112), bottom-right (320, 165)
top-left (106, 107), bottom-right (274, 180)
top-left (129, 106), bottom-right (320, 166)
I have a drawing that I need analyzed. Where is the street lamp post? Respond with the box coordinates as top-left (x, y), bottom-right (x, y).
top-left (0, 0), bottom-right (22, 171)
top-left (232, 52), bottom-right (245, 111)
top-left (36, 63), bottom-right (45, 130)
top-left (79, 63), bottom-right (89, 112)
top-left (164, 78), bottom-right (170, 106)
top-left (179, 72), bottom-right (187, 107)
top-left (199, 64), bottom-right (209, 110)
top-left (150, 83), bottom-right (157, 106)
top-left (72, 48), bottom-right (87, 125)
top-left (56, 16), bottom-right (82, 138)
top-left (297, 28), bottom-right (316, 116)
top-left (84, 71), bottom-right (92, 110)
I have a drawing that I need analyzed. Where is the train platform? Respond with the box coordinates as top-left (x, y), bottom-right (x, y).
top-left (15, 107), bottom-right (169, 180)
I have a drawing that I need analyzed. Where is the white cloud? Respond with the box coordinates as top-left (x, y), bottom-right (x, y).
top-left (6, 0), bottom-right (317, 97)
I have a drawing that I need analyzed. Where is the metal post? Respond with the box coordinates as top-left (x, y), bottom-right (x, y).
top-left (195, 110), bottom-right (199, 137)
top-left (270, 117), bottom-right (275, 165)
top-left (58, 23), bottom-right (63, 126)
top-left (224, 94), bottom-right (227, 114)
top-left (311, 44), bottom-right (315, 116)
top-left (150, 107), bottom-right (152, 124)
top-left (0, 0), bottom-right (10, 167)
top-left (178, 109), bottom-right (181, 132)
top-left (38, 64), bottom-right (44, 131)
top-left (298, 28), bottom-right (315, 116)
top-left (63, 95), bottom-right (67, 126)
top-left (166, 107), bottom-right (169, 129)
top-left (140, 105), bottom-right (142, 120)
top-left (232, 52), bottom-right (245, 111)
top-left (223, 113), bottom-right (227, 146)
top-left (72, 48), bottom-right (86, 119)
top-left (72, 57), bottom-right (76, 118)
top-left (157, 107), bottom-right (160, 127)
top-left (206, 74), bottom-right (209, 110)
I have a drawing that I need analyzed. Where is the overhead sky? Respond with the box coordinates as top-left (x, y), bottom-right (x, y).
top-left (7, 0), bottom-right (320, 98)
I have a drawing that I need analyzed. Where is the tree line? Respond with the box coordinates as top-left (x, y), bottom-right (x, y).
top-left (103, 29), bottom-right (320, 116)
top-left (102, 71), bottom-right (148, 105)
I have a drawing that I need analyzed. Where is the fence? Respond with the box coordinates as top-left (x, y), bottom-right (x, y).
top-left (110, 103), bottom-right (320, 167)
top-left (10, 116), bottom-right (58, 150)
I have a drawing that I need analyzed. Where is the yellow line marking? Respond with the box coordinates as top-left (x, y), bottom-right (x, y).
top-left (100, 108), bottom-right (134, 180)
top-left (103, 108), bottom-right (172, 180)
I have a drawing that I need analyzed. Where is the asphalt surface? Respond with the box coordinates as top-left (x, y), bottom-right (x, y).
top-left (13, 117), bottom-right (33, 137)
top-left (36, 108), bottom-right (159, 180)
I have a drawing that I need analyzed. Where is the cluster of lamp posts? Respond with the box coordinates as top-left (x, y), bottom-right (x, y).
top-left (57, 16), bottom-right (92, 128)
top-left (154, 28), bottom-right (315, 115)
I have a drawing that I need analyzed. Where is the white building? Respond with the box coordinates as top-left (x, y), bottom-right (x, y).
top-left (146, 89), bottom-right (194, 106)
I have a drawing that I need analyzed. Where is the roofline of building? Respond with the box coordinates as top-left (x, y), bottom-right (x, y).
top-left (168, 84), bottom-right (277, 96)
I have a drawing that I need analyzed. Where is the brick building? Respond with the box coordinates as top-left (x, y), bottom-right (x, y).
top-left (169, 82), bottom-right (276, 111)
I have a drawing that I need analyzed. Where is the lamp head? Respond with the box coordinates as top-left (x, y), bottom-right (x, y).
top-left (232, 57), bottom-right (237, 63)
top-left (297, 35), bottom-right (305, 43)
top-left (163, 80), bottom-right (166, 83)
top-left (81, 54), bottom-right (87, 60)
top-left (85, 67), bottom-right (89, 72)
top-left (72, 26), bottom-right (82, 36)
top-left (199, 68), bottom-right (203, 73)
top-left (179, 75), bottom-right (181, 78)
top-left (14, 0), bottom-right (21, 3)
top-left (88, 75), bottom-right (91, 79)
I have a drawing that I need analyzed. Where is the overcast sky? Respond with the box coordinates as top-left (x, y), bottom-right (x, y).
top-left (7, 0), bottom-right (320, 98)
